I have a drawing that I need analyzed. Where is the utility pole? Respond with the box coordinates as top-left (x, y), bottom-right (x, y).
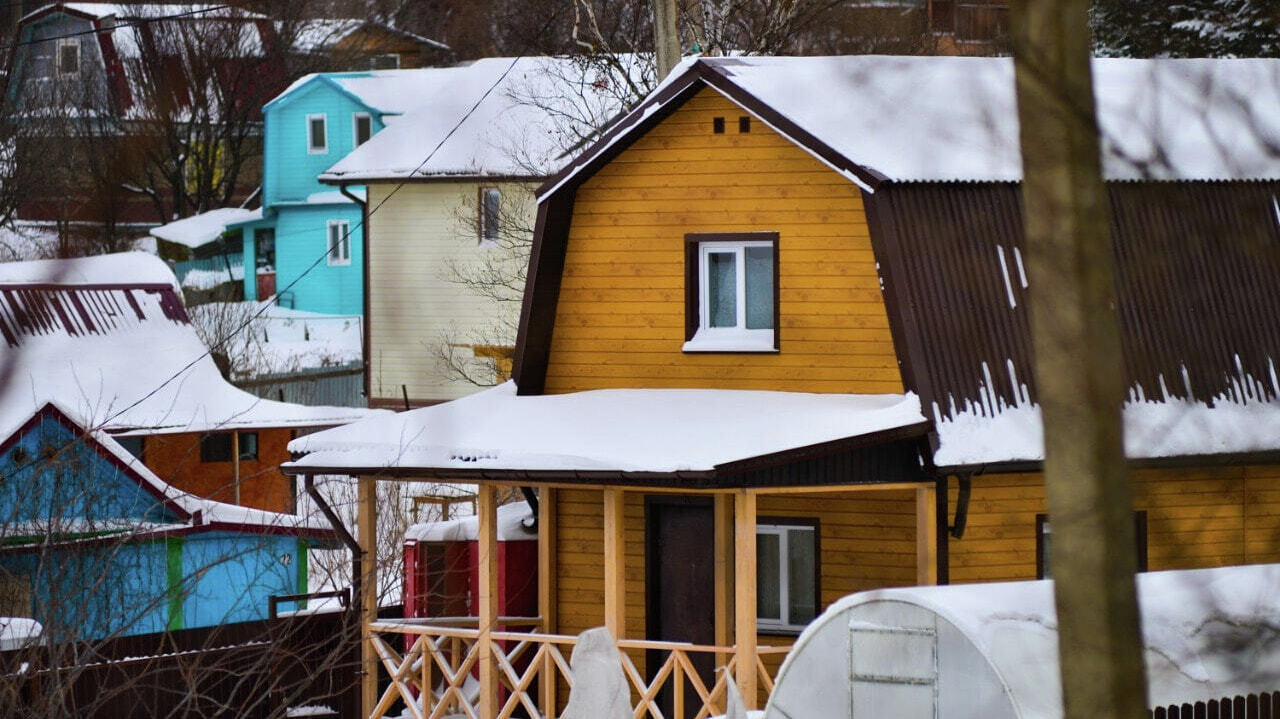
top-left (651, 0), bottom-right (681, 78)
top-left (1010, 2), bottom-right (1148, 718)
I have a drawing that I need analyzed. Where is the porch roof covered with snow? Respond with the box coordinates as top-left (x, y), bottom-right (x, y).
top-left (0, 252), bottom-right (376, 435)
top-left (285, 381), bottom-right (930, 488)
top-left (149, 207), bottom-right (261, 250)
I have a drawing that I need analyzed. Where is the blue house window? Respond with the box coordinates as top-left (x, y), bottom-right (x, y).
top-left (353, 113), bottom-right (372, 147)
top-left (307, 114), bottom-right (327, 154)
top-left (327, 220), bottom-right (351, 265)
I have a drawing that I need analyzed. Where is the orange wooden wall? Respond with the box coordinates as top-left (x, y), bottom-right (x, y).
top-left (947, 464), bottom-right (1280, 583)
top-left (544, 88), bottom-right (901, 395)
top-left (141, 429), bottom-right (296, 513)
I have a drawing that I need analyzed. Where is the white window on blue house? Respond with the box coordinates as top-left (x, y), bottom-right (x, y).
top-left (307, 114), bottom-right (328, 154)
top-left (327, 220), bottom-right (351, 265)
top-left (353, 113), bottom-right (372, 147)
top-left (757, 522), bottom-right (818, 634)
top-left (57, 39), bottom-right (80, 77)
top-left (479, 187), bottom-right (501, 247)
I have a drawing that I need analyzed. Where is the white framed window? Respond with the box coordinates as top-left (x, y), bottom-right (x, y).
top-left (757, 523), bottom-right (817, 633)
top-left (57, 39), bottom-right (80, 77)
top-left (327, 220), bottom-right (350, 265)
top-left (353, 112), bottom-right (372, 147)
top-left (479, 187), bottom-right (501, 247)
top-left (307, 113), bottom-right (328, 154)
top-left (683, 234), bottom-right (777, 352)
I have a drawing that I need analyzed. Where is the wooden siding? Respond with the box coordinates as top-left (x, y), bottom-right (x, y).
top-left (552, 487), bottom-right (919, 665)
top-left (947, 464), bottom-right (1280, 583)
top-left (365, 182), bottom-right (530, 405)
top-left (543, 88), bottom-right (902, 395)
top-left (142, 429), bottom-right (295, 514)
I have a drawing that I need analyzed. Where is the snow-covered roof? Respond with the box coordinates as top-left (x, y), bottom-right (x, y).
top-left (150, 208), bottom-right (260, 249)
top-left (286, 381), bottom-right (926, 478)
top-left (773, 564), bottom-right (1280, 717)
top-left (0, 618), bottom-right (42, 650)
top-left (318, 56), bottom-right (641, 182)
top-left (405, 501), bottom-right (535, 543)
top-left (288, 18), bottom-right (447, 54)
top-left (544, 55), bottom-right (1280, 196)
top-left (29, 3), bottom-right (262, 22)
top-left (0, 252), bottom-right (378, 435)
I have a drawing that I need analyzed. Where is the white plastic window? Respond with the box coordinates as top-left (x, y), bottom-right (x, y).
top-left (757, 524), bottom-right (817, 633)
top-left (684, 240), bottom-right (775, 352)
top-left (327, 220), bottom-right (350, 265)
top-left (307, 114), bottom-right (328, 154)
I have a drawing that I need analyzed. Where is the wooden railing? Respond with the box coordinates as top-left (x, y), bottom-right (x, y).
top-left (366, 618), bottom-right (791, 719)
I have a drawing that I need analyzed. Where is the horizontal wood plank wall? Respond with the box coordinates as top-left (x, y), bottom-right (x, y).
top-left (543, 88), bottom-right (902, 395)
top-left (554, 489), bottom-right (647, 641)
top-left (947, 464), bottom-right (1280, 583)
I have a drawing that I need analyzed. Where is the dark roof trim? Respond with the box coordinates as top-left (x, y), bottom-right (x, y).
top-left (938, 450), bottom-right (1280, 477)
top-left (511, 191), bottom-right (574, 394)
top-left (319, 173), bottom-right (541, 186)
top-left (283, 422), bottom-right (931, 490)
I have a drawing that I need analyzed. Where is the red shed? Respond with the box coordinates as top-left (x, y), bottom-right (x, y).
top-left (403, 502), bottom-right (538, 622)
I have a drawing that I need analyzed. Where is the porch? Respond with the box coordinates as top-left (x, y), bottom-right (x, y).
top-left (352, 481), bottom-right (942, 719)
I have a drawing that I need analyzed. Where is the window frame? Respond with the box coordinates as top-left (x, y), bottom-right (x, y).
top-left (756, 518), bottom-right (820, 635)
top-left (478, 186), bottom-right (502, 248)
top-left (327, 219), bottom-right (351, 266)
top-left (683, 232), bottom-right (780, 353)
top-left (56, 39), bottom-right (80, 77)
top-left (306, 113), bottom-right (328, 154)
top-left (353, 112), bottom-right (372, 147)
top-left (1036, 510), bottom-right (1147, 579)
top-left (199, 432), bottom-right (258, 463)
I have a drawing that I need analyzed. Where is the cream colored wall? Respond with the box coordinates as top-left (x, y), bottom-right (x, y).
top-left (365, 181), bottom-right (533, 406)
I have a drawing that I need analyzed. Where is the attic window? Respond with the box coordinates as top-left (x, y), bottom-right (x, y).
top-left (479, 187), bottom-right (501, 247)
top-left (739, 116), bottom-right (751, 133)
top-left (353, 113), bottom-right (372, 147)
top-left (684, 232), bottom-right (779, 353)
top-left (712, 117), bottom-right (725, 134)
top-left (57, 39), bottom-right (80, 77)
top-left (307, 114), bottom-right (328, 154)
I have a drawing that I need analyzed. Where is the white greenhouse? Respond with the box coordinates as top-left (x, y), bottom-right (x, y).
top-left (766, 564), bottom-right (1280, 719)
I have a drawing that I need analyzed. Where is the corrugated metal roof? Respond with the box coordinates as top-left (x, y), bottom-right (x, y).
top-left (0, 285), bottom-right (187, 347)
top-left (870, 181), bottom-right (1280, 423)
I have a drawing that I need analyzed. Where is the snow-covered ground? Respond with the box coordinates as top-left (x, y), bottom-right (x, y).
top-left (188, 301), bottom-right (362, 379)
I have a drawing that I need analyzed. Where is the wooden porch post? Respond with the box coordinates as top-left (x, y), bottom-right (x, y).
top-left (733, 491), bottom-right (758, 708)
top-left (713, 494), bottom-right (734, 656)
top-left (477, 484), bottom-right (499, 719)
top-left (916, 484), bottom-right (939, 585)
top-left (603, 488), bottom-right (626, 639)
top-left (537, 487), bottom-right (557, 634)
top-left (357, 476), bottom-right (378, 717)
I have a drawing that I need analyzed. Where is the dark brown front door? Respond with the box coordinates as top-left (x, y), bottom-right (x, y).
top-left (646, 497), bottom-right (716, 710)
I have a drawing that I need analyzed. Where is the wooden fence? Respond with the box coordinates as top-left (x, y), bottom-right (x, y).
top-left (0, 609), bottom-right (361, 719)
top-left (1152, 692), bottom-right (1280, 719)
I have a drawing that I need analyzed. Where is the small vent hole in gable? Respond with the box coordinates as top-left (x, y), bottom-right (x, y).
top-left (712, 117), bottom-right (725, 134)
top-left (739, 116), bottom-right (751, 133)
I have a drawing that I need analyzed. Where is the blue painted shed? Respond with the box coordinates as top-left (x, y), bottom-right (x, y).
top-left (0, 403), bottom-right (335, 641)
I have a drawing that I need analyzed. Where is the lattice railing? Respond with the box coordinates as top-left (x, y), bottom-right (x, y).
top-left (366, 618), bottom-right (790, 719)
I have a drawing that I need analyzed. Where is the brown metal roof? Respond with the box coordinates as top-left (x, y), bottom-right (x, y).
top-left (0, 284), bottom-right (189, 348)
top-left (868, 181), bottom-right (1280, 424)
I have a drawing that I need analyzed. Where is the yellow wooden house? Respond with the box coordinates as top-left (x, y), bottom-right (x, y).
top-left (284, 55), bottom-right (1280, 719)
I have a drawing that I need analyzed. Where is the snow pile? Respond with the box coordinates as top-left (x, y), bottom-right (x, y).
top-left (0, 222), bottom-right (60, 261)
top-left (320, 56), bottom-right (644, 181)
top-left (561, 628), bottom-right (631, 719)
top-left (405, 501), bottom-right (534, 543)
top-left (189, 302), bottom-right (362, 377)
top-left (180, 264), bottom-right (245, 290)
top-left (288, 381), bottom-right (926, 474)
top-left (0, 252), bottom-right (376, 436)
top-left (150, 208), bottom-right (261, 250)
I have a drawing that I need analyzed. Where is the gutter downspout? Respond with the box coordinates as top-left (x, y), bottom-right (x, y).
top-left (233, 430), bottom-right (241, 505)
top-left (519, 486), bottom-right (539, 531)
top-left (304, 474), bottom-right (362, 607)
top-left (339, 182), bottom-right (371, 404)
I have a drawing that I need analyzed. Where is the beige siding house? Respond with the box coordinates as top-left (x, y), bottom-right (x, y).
top-left (319, 57), bottom-right (635, 408)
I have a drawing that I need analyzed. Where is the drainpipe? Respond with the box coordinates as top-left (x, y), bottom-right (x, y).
top-left (519, 487), bottom-right (539, 531)
top-left (338, 183), bottom-right (371, 403)
top-left (233, 430), bottom-right (241, 505)
top-left (304, 475), bottom-right (363, 609)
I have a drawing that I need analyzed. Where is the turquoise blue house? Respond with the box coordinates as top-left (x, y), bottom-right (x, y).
top-left (0, 403), bottom-right (333, 640)
top-left (233, 69), bottom-right (444, 315)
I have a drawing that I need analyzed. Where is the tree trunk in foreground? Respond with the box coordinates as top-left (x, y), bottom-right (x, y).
top-left (1010, 1), bottom-right (1148, 718)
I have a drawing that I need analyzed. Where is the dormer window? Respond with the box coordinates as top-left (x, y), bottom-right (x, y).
top-left (307, 114), bottom-right (327, 154)
top-left (57, 39), bottom-right (79, 77)
top-left (353, 113), bottom-right (372, 147)
top-left (683, 232), bottom-right (778, 352)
